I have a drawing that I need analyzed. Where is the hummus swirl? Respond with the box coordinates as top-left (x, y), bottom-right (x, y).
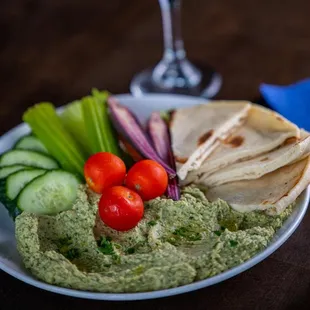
top-left (15, 186), bottom-right (292, 293)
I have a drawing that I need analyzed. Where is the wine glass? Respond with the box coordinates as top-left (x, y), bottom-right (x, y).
top-left (130, 0), bottom-right (222, 98)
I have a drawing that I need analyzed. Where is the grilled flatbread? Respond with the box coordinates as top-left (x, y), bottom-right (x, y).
top-left (184, 104), bottom-right (300, 185)
top-left (205, 157), bottom-right (310, 215)
top-left (199, 131), bottom-right (310, 187)
top-left (170, 101), bottom-right (251, 180)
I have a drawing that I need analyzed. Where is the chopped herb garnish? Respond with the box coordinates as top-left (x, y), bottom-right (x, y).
top-left (57, 237), bottom-right (72, 246)
top-left (214, 230), bottom-right (222, 236)
top-left (173, 227), bottom-right (202, 241)
top-left (56, 237), bottom-right (80, 260)
top-left (124, 241), bottom-right (146, 254)
top-left (112, 254), bottom-right (121, 264)
top-left (173, 227), bottom-right (188, 237)
top-left (125, 247), bottom-right (135, 254)
top-left (148, 220), bottom-right (157, 227)
top-left (114, 243), bottom-right (122, 250)
top-left (98, 236), bottom-right (115, 255)
top-left (220, 221), bottom-right (239, 232)
top-left (229, 240), bottom-right (238, 247)
top-left (167, 237), bottom-right (177, 245)
top-left (98, 237), bottom-right (121, 263)
top-left (65, 248), bottom-right (80, 260)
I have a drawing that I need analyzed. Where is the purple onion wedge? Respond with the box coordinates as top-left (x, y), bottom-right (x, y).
top-left (148, 112), bottom-right (180, 201)
top-left (165, 179), bottom-right (180, 201)
top-left (108, 97), bottom-right (176, 178)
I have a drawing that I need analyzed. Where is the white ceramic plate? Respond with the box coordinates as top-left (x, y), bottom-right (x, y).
top-left (0, 94), bottom-right (309, 301)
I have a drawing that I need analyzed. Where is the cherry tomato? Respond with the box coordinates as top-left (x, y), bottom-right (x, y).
top-left (125, 159), bottom-right (168, 201)
top-left (84, 152), bottom-right (126, 194)
top-left (99, 186), bottom-right (144, 231)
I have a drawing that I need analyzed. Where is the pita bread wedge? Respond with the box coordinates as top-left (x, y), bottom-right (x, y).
top-left (205, 156), bottom-right (310, 215)
top-left (185, 104), bottom-right (300, 185)
top-left (170, 101), bottom-right (251, 180)
top-left (198, 131), bottom-right (310, 187)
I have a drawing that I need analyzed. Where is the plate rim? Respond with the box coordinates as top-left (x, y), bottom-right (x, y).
top-left (0, 93), bottom-right (309, 301)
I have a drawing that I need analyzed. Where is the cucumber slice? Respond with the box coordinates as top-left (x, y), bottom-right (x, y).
top-left (17, 170), bottom-right (81, 215)
top-left (14, 135), bottom-right (48, 154)
top-left (0, 150), bottom-right (59, 170)
top-left (6, 169), bottom-right (46, 200)
top-left (0, 165), bottom-right (31, 179)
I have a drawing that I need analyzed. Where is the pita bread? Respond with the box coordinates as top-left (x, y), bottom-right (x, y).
top-left (205, 157), bottom-right (310, 215)
top-left (198, 131), bottom-right (310, 187)
top-left (170, 101), bottom-right (251, 180)
top-left (185, 104), bottom-right (300, 185)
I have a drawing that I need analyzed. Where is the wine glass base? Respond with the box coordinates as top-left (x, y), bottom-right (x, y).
top-left (130, 64), bottom-right (222, 99)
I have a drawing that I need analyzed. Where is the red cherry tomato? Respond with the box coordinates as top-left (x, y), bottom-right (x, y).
top-left (84, 152), bottom-right (126, 194)
top-left (99, 186), bottom-right (144, 231)
top-left (125, 159), bottom-right (168, 201)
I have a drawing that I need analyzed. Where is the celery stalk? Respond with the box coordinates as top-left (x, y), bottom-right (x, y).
top-left (91, 89), bottom-right (120, 155)
top-left (23, 103), bottom-right (86, 177)
top-left (101, 98), bottom-right (121, 156)
top-left (91, 88), bottom-right (110, 101)
top-left (81, 95), bottom-right (120, 155)
top-left (60, 100), bottom-right (92, 157)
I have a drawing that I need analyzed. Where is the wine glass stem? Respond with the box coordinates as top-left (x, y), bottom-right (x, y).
top-left (159, 0), bottom-right (186, 62)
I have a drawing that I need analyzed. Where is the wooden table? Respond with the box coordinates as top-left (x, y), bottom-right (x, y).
top-left (1, 0), bottom-right (310, 309)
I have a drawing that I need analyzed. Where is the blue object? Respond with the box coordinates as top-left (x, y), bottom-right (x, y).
top-left (260, 79), bottom-right (310, 131)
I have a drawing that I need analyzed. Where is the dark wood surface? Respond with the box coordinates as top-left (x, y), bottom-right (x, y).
top-left (1, 0), bottom-right (310, 309)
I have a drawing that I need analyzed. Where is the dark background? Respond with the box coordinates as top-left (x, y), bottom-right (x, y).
top-left (1, 0), bottom-right (310, 309)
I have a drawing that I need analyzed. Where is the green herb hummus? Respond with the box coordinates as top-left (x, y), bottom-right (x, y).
top-left (15, 186), bottom-right (293, 293)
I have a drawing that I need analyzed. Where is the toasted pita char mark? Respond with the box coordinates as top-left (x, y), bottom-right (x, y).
top-left (283, 137), bottom-right (299, 145)
top-left (276, 116), bottom-right (284, 122)
top-left (171, 101), bottom-right (252, 180)
top-left (198, 133), bottom-right (310, 188)
top-left (279, 193), bottom-right (289, 199)
top-left (197, 130), bottom-right (214, 146)
top-left (175, 156), bottom-right (188, 164)
top-left (223, 135), bottom-right (245, 148)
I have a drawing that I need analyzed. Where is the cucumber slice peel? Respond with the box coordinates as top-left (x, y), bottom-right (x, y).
top-left (0, 180), bottom-right (21, 219)
top-left (14, 135), bottom-right (48, 154)
top-left (0, 150), bottom-right (59, 170)
top-left (6, 169), bottom-right (47, 200)
top-left (0, 165), bottom-right (31, 179)
top-left (17, 170), bottom-right (81, 215)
